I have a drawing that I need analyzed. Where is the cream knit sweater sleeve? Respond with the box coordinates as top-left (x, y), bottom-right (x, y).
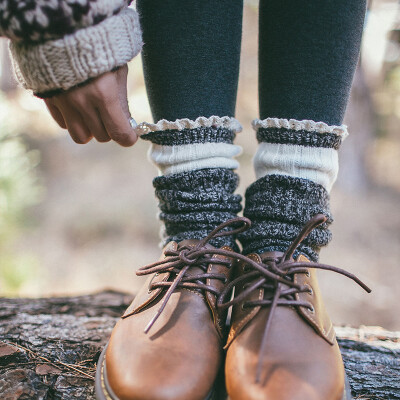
top-left (0, 0), bottom-right (142, 95)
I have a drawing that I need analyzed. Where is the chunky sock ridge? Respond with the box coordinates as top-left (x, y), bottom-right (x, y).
top-left (153, 168), bottom-right (239, 191)
top-left (244, 176), bottom-right (332, 223)
top-left (156, 169), bottom-right (242, 248)
top-left (245, 174), bottom-right (329, 201)
top-left (240, 174), bottom-right (332, 261)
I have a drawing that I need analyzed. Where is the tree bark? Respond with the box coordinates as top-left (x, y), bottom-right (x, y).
top-left (0, 291), bottom-right (399, 400)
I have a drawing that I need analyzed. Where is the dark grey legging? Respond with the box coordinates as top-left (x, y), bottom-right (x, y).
top-left (137, 0), bottom-right (366, 126)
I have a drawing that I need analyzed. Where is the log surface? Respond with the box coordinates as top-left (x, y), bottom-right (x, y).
top-left (0, 291), bottom-right (399, 400)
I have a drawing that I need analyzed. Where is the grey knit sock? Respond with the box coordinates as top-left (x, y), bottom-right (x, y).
top-left (141, 117), bottom-right (242, 249)
top-left (240, 118), bottom-right (348, 261)
top-left (240, 174), bottom-right (332, 261)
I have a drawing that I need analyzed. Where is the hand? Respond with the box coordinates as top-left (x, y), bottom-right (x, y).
top-left (44, 65), bottom-right (137, 147)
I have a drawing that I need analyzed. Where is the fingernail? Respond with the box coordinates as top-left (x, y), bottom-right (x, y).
top-left (130, 118), bottom-right (137, 128)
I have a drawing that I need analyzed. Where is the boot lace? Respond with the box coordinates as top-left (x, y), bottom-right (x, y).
top-left (122, 217), bottom-right (254, 334)
top-left (217, 214), bottom-right (371, 383)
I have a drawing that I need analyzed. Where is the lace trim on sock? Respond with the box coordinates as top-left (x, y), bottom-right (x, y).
top-left (135, 116), bottom-right (242, 135)
top-left (252, 118), bottom-right (348, 138)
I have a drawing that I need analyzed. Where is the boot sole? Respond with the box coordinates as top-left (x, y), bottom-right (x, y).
top-left (95, 344), bottom-right (351, 400)
top-left (95, 344), bottom-right (218, 400)
top-left (225, 373), bottom-right (352, 400)
top-left (342, 373), bottom-right (353, 400)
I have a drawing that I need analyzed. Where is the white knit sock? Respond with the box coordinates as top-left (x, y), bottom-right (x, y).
top-left (252, 118), bottom-right (348, 192)
top-left (139, 116), bottom-right (242, 176)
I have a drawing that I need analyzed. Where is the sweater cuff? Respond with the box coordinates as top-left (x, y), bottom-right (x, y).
top-left (9, 7), bottom-right (142, 93)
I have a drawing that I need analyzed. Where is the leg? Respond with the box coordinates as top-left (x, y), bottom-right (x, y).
top-left (258, 0), bottom-right (365, 125)
top-left (242, 0), bottom-right (367, 258)
top-left (138, 0), bottom-right (243, 122)
top-left (137, 0), bottom-right (244, 249)
top-left (225, 2), bottom-right (369, 400)
top-left (97, 2), bottom-right (245, 400)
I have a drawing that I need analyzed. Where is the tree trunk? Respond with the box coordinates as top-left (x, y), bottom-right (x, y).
top-left (339, 65), bottom-right (376, 193)
top-left (0, 291), bottom-right (399, 400)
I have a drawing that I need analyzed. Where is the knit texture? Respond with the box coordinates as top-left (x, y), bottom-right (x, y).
top-left (144, 123), bottom-right (242, 249)
top-left (242, 118), bottom-right (345, 260)
top-left (240, 174), bottom-right (332, 261)
top-left (253, 118), bottom-right (346, 192)
top-left (256, 128), bottom-right (343, 150)
top-left (149, 142), bottom-right (241, 176)
top-left (154, 168), bottom-right (242, 249)
top-left (0, 0), bottom-right (128, 43)
top-left (142, 126), bottom-right (236, 146)
top-left (254, 143), bottom-right (338, 192)
top-left (9, 7), bottom-right (142, 93)
top-left (145, 125), bottom-right (242, 177)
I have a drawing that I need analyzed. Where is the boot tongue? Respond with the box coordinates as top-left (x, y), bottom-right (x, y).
top-left (259, 251), bottom-right (285, 263)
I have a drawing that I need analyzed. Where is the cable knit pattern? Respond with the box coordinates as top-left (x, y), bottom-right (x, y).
top-left (0, 0), bottom-right (128, 42)
top-left (136, 116), bottom-right (242, 136)
top-left (9, 7), bottom-right (142, 93)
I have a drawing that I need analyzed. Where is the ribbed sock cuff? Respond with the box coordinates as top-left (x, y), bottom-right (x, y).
top-left (141, 126), bottom-right (235, 145)
top-left (240, 174), bottom-right (332, 261)
top-left (256, 127), bottom-right (343, 149)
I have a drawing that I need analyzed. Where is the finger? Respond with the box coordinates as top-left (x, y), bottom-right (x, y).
top-left (83, 107), bottom-right (111, 143)
top-left (59, 104), bottom-right (93, 144)
top-left (45, 100), bottom-right (67, 129)
top-left (97, 97), bottom-right (137, 147)
top-left (115, 65), bottom-right (131, 120)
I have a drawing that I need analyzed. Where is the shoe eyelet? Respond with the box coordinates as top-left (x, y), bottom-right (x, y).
top-left (308, 305), bottom-right (315, 314)
top-left (306, 285), bottom-right (313, 296)
top-left (305, 270), bottom-right (310, 278)
top-left (241, 303), bottom-right (247, 311)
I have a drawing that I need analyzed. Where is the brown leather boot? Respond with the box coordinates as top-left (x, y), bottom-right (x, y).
top-left (95, 218), bottom-right (250, 400)
top-left (219, 215), bottom-right (371, 400)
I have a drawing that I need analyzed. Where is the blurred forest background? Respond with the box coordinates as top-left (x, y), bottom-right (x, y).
top-left (0, 1), bottom-right (399, 330)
